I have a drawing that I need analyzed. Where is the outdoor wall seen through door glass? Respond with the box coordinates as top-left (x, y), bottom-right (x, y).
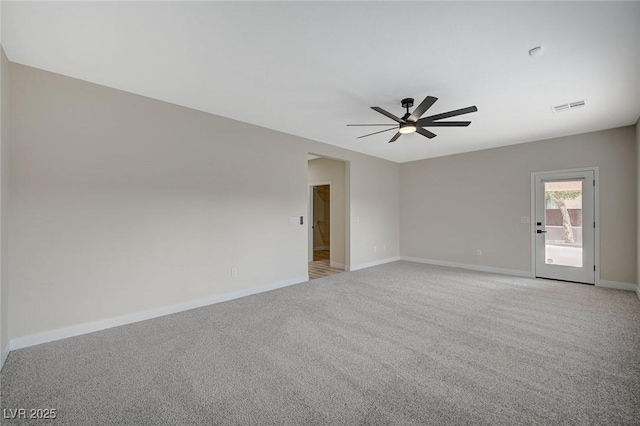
top-left (544, 181), bottom-right (583, 267)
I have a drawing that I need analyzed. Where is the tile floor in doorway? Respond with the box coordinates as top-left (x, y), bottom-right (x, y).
top-left (309, 250), bottom-right (343, 280)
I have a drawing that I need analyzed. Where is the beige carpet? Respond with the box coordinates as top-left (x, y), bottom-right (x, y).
top-left (1, 261), bottom-right (639, 424)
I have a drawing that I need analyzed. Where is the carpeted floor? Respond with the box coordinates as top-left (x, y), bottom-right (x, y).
top-left (1, 261), bottom-right (639, 425)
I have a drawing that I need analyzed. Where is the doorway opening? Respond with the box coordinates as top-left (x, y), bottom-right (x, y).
top-left (532, 168), bottom-right (598, 284)
top-left (308, 155), bottom-right (348, 280)
top-left (312, 184), bottom-right (331, 261)
top-left (309, 184), bottom-right (340, 279)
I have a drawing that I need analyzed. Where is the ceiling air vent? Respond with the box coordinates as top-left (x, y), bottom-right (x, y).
top-left (551, 99), bottom-right (587, 113)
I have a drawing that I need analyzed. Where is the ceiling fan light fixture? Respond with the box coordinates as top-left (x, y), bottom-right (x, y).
top-left (399, 123), bottom-right (417, 134)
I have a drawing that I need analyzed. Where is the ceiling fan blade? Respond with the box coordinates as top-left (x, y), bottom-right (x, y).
top-left (420, 121), bottom-right (471, 127)
top-left (408, 96), bottom-right (438, 122)
top-left (416, 127), bottom-right (437, 139)
top-left (418, 106), bottom-right (478, 124)
top-left (388, 132), bottom-right (402, 143)
top-left (371, 107), bottom-right (403, 123)
top-left (356, 127), bottom-right (398, 139)
top-left (347, 124), bottom-right (399, 127)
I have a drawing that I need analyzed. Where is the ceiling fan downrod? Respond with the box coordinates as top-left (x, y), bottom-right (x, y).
top-left (401, 98), bottom-right (414, 120)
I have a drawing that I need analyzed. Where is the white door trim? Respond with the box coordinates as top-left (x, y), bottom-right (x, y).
top-left (530, 167), bottom-right (600, 284)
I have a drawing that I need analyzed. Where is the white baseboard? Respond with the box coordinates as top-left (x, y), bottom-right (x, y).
top-left (350, 256), bottom-right (400, 272)
top-left (1, 342), bottom-right (9, 371)
top-left (10, 275), bottom-right (309, 352)
top-left (595, 279), bottom-right (637, 292)
top-left (400, 256), bottom-right (534, 278)
top-left (402, 257), bottom-right (638, 293)
top-left (636, 286), bottom-right (640, 300)
top-left (330, 261), bottom-right (346, 269)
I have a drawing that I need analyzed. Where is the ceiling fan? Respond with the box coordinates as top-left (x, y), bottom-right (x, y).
top-left (347, 96), bottom-right (477, 143)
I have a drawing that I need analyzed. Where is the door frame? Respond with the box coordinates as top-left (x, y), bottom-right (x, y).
top-left (308, 181), bottom-right (331, 263)
top-left (530, 167), bottom-right (600, 284)
top-left (307, 153), bottom-right (351, 271)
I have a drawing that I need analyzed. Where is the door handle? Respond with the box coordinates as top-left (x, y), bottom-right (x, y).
top-left (536, 230), bottom-right (547, 233)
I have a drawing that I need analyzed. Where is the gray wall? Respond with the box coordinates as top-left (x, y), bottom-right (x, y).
top-left (0, 48), bottom-right (8, 358)
top-left (400, 126), bottom-right (637, 285)
top-left (637, 118), bottom-right (640, 295)
top-left (8, 63), bottom-right (400, 340)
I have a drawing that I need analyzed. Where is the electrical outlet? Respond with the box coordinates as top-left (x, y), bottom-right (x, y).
top-left (231, 268), bottom-right (238, 278)
top-left (383, 245), bottom-right (386, 251)
top-left (477, 250), bottom-right (482, 256)
top-left (373, 246), bottom-right (377, 253)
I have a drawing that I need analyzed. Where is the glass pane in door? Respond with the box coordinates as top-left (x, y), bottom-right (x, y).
top-left (544, 180), bottom-right (583, 267)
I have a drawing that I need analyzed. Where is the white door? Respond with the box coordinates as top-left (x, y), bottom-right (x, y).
top-left (534, 170), bottom-right (595, 284)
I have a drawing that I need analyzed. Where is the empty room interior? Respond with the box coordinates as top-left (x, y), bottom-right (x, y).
top-left (0, 2), bottom-right (639, 424)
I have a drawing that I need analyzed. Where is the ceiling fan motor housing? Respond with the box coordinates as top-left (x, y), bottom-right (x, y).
top-left (401, 98), bottom-right (414, 109)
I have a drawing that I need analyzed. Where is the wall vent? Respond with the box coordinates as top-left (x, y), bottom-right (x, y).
top-left (551, 99), bottom-right (587, 113)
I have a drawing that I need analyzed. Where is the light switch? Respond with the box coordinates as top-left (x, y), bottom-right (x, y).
top-left (521, 216), bottom-right (530, 223)
top-left (289, 217), bottom-right (299, 225)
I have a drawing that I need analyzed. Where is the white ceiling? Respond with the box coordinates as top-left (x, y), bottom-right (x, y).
top-left (3, 1), bottom-right (640, 163)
